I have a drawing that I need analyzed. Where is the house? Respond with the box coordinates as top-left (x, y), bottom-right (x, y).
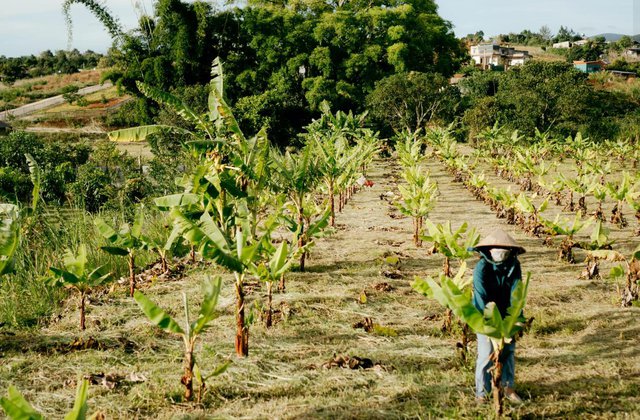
top-left (573, 60), bottom-right (606, 73)
top-left (470, 44), bottom-right (531, 70)
top-left (552, 41), bottom-right (573, 49)
top-left (624, 48), bottom-right (640, 59)
top-left (609, 70), bottom-right (637, 79)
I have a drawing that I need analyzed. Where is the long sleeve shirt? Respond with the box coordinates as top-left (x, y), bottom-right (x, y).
top-left (472, 251), bottom-right (522, 318)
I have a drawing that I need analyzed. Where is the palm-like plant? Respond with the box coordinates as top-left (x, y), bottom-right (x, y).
top-left (272, 146), bottom-right (322, 272)
top-left (541, 212), bottom-right (591, 263)
top-left (413, 272), bottom-right (531, 416)
top-left (95, 205), bottom-right (149, 297)
top-left (422, 221), bottom-right (479, 335)
top-left (395, 166), bottom-right (439, 247)
top-left (0, 204), bottom-right (20, 276)
top-left (135, 275), bottom-right (229, 401)
top-left (606, 172), bottom-right (634, 228)
top-left (250, 241), bottom-right (297, 327)
top-left (47, 245), bottom-right (113, 330)
top-left (514, 193), bottom-right (549, 237)
top-left (588, 246), bottom-right (640, 307)
top-left (580, 221), bottom-right (614, 280)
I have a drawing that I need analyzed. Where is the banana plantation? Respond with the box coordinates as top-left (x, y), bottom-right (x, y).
top-left (1, 52), bottom-right (639, 417)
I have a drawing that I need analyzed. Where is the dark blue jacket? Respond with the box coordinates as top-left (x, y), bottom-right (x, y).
top-left (472, 250), bottom-right (522, 317)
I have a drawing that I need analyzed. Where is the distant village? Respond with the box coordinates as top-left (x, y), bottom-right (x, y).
top-left (467, 37), bottom-right (640, 77)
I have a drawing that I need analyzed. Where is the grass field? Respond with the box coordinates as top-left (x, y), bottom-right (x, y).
top-left (1, 155), bottom-right (638, 419)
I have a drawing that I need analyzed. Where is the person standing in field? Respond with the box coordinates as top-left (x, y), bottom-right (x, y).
top-left (471, 229), bottom-right (526, 404)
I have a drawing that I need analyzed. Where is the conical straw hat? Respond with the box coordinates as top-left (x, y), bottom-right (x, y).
top-left (476, 229), bottom-right (526, 254)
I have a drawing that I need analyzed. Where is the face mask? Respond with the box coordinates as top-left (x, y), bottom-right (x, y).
top-left (490, 248), bottom-right (511, 263)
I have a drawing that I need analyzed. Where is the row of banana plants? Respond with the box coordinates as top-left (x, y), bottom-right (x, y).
top-left (426, 126), bottom-right (640, 307)
top-left (0, 58), bottom-right (380, 408)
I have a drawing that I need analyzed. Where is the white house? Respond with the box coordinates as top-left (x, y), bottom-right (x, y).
top-left (470, 44), bottom-right (531, 70)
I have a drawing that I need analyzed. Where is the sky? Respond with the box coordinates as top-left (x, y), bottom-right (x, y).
top-left (1, 0), bottom-right (639, 57)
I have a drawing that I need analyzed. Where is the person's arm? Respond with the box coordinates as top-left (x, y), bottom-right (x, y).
top-left (472, 259), bottom-right (489, 312)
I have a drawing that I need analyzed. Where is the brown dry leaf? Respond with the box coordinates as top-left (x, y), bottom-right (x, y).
top-left (373, 282), bottom-right (394, 292)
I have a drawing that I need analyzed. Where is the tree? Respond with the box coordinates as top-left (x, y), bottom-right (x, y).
top-left (367, 72), bottom-right (458, 134)
top-left (539, 25), bottom-right (552, 43)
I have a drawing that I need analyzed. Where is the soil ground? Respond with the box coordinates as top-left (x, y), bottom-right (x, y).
top-left (0, 157), bottom-right (638, 419)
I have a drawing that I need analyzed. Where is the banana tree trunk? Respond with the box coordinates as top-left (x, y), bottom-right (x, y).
top-left (79, 291), bottom-right (86, 331)
top-left (298, 207), bottom-right (306, 272)
top-left (128, 252), bottom-right (136, 297)
top-left (235, 276), bottom-right (249, 357)
top-left (278, 272), bottom-right (286, 293)
top-left (266, 282), bottom-right (273, 328)
top-left (490, 346), bottom-right (505, 417)
top-left (182, 348), bottom-right (194, 401)
top-left (329, 182), bottom-right (335, 227)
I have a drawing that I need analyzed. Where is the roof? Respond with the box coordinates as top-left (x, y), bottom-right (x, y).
top-left (573, 60), bottom-right (606, 65)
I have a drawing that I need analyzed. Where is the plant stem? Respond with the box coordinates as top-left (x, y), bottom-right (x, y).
top-left (128, 252), bottom-right (136, 297)
top-left (235, 274), bottom-right (249, 357)
top-left (80, 291), bottom-right (86, 331)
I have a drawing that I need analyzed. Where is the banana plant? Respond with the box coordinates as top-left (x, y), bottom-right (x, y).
top-left (135, 275), bottom-right (229, 401)
top-left (250, 240), bottom-right (297, 327)
top-left (395, 129), bottom-right (424, 168)
top-left (421, 220), bottom-right (479, 335)
top-left (172, 205), bottom-right (274, 357)
top-left (514, 193), bottom-right (548, 237)
top-left (1, 379), bottom-right (94, 420)
top-left (541, 212), bottom-right (591, 263)
top-left (47, 245), bottom-right (113, 330)
top-left (413, 272), bottom-right (531, 416)
top-left (395, 165), bottom-right (439, 247)
top-left (587, 246), bottom-right (640, 307)
top-left (271, 146), bottom-right (322, 272)
top-left (580, 221), bottom-right (614, 280)
top-left (626, 185), bottom-right (640, 236)
top-left (0, 204), bottom-right (20, 277)
top-left (606, 172), bottom-right (634, 228)
top-left (94, 205), bottom-right (149, 297)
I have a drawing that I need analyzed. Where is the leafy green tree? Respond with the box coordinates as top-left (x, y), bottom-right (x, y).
top-left (367, 72), bottom-right (458, 134)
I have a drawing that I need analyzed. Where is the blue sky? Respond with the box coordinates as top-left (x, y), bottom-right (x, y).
top-left (437, 0), bottom-right (637, 38)
top-left (1, 0), bottom-right (639, 57)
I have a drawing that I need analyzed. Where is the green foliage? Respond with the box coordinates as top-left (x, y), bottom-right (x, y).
top-left (413, 271), bottom-right (530, 342)
top-left (367, 72), bottom-right (459, 134)
top-left (0, 204), bottom-right (20, 276)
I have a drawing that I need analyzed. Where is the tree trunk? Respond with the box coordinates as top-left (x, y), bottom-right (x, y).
top-left (181, 350), bottom-right (194, 401)
top-left (190, 245), bottom-right (196, 264)
top-left (298, 208), bottom-right (306, 272)
top-left (278, 272), bottom-right (286, 293)
top-left (413, 217), bottom-right (419, 247)
top-left (266, 282), bottom-right (273, 328)
top-left (329, 182), bottom-right (335, 227)
top-left (442, 308), bottom-right (453, 333)
top-left (235, 279), bottom-right (249, 357)
top-left (161, 255), bottom-right (168, 273)
top-left (128, 253), bottom-right (136, 297)
top-left (443, 257), bottom-right (451, 277)
top-left (80, 292), bottom-right (86, 331)
top-left (490, 348), bottom-right (504, 417)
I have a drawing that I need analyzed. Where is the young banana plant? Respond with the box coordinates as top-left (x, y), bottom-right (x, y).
top-left (515, 193), bottom-right (548, 237)
top-left (587, 246), bottom-right (640, 307)
top-left (271, 146), bottom-right (322, 272)
top-left (413, 272), bottom-right (531, 417)
top-left (421, 221), bottom-right (479, 335)
top-left (94, 205), bottom-right (149, 297)
top-left (580, 221), bottom-right (614, 280)
top-left (47, 244), bottom-right (113, 330)
top-left (541, 212), bottom-right (591, 263)
top-left (606, 172), bottom-right (633, 228)
top-left (0, 204), bottom-right (20, 277)
top-left (1, 379), bottom-right (94, 420)
top-left (395, 165), bottom-right (439, 247)
top-left (250, 240), bottom-right (297, 327)
top-left (134, 275), bottom-right (229, 401)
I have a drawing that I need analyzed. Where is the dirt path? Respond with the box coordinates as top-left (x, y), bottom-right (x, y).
top-left (1, 157), bottom-right (638, 419)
